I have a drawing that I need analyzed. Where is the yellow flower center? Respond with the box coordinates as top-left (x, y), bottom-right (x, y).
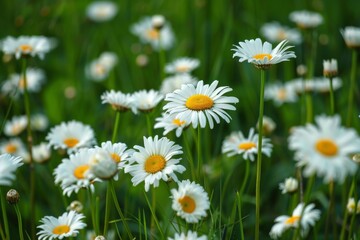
top-left (144, 155), bottom-right (166, 174)
top-left (277, 30), bottom-right (286, 40)
top-left (315, 138), bottom-right (338, 157)
top-left (73, 165), bottom-right (89, 179)
top-left (63, 138), bottom-right (79, 148)
top-left (18, 78), bottom-right (25, 89)
top-left (19, 44), bottom-right (33, 52)
top-left (172, 119), bottom-right (186, 127)
top-left (52, 224), bottom-right (70, 235)
top-left (253, 53), bottom-right (273, 60)
top-left (176, 65), bottom-right (190, 73)
top-left (5, 144), bottom-right (17, 153)
top-left (146, 28), bottom-right (160, 40)
top-left (95, 64), bottom-right (106, 75)
top-left (285, 216), bottom-right (300, 225)
top-left (185, 94), bottom-right (214, 111)
top-left (111, 153), bottom-right (121, 163)
top-left (238, 142), bottom-right (256, 150)
top-left (178, 195), bottom-right (196, 213)
top-left (277, 88), bottom-right (287, 100)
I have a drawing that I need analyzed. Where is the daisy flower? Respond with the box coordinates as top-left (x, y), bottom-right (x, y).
top-left (86, 52), bottom-right (118, 82)
top-left (341, 26), bottom-right (360, 49)
top-left (288, 115), bottom-right (360, 183)
top-left (222, 128), bottom-right (273, 161)
top-left (31, 113), bottom-right (49, 131)
top-left (160, 74), bottom-right (198, 95)
top-left (314, 77), bottom-right (342, 93)
top-left (37, 210), bottom-right (86, 240)
top-left (170, 180), bottom-right (210, 223)
top-left (46, 120), bottom-right (97, 154)
top-left (260, 22), bottom-right (302, 44)
top-left (257, 115), bottom-right (276, 135)
top-left (4, 115), bottom-right (27, 136)
top-left (131, 89), bottom-right (164, 114)
top-left (0, 138), bottom-right (27, 157)
top-left (165, 57), bottom-right (200, 74)
top-left (323, 59), bottom-right (338, 78)
top-left (124, 135), bottom-right (185, 192)
top-left (279, 177), bottom-right (298, 194)
top-left (131, 16), bottom-right (175, 51)
top-left (98, 141), bottom-right (133, 170)
top-left (154, 113), bottom-right (190, 137)
top-left (168, 230), bottom-right (208, 240)
top-left (101, 90), bottom-right (134, 112)
top-left (54, 148), bottom-right (98, 196)
top-left (347, 198), bottom-right (360, 214)
top-left (33, 143), bottom-right (51, 164)
top-left (265, 81), bottom-right (298, 106)
top-left (163, 80), bottom-right (239, 129)
top-left (89, 148), bottom-right (118, 180)
top-left (1, 35), bottom-right (55, 59)
top-left (86, 1), bottom-right (118, 22)
top-left (289, 10), bottom-right (323, 29)
top-left (232, 38), bottom-right (296, 69)
top-left (269, 203), bottom-right (320, 239)
top-left (0, 153), bottom-right (23, 186)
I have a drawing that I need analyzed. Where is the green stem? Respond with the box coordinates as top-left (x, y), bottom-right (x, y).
top-left (196, 126), bottom-right (202, 183)
top-left (103, 182), bottom-right (111, 236)
top-left (182, 131), bottom-right (196, 180)
top-left (255, 69), bottom-right (265, 240)
top-left (346, 50), bottom-right (358, 127)
top-left (329, 77), bottom-right (335, 115)
top-left (88, 189), bottom-right (99, 235)
top-left (112, 111), bottom-right (120, 143)
top-left (14, 205), bottom-right (24, 240)
top-left (146, 114), bottom-right (153, 136)
top-left (340, 177), bottom-right (355, 240)
top-left (151, 190), bottom-right (156, 238)
top-left (236, 192), bottom-right (245, 240)
top-left (0, 222), bottom-right (5, 240)
top-left (348, 175), bottom-right (358, 240)
top-left (239, 160), bottom-right (250, 196)
top-left (0, 188), bottom-right (9, 240)
top-left (158, 37), bottom-right (166, 86)
top-left (325, 180), bottom-right (336, 239)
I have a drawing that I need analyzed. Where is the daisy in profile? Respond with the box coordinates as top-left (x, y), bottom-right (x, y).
top-left (154, 113), bottom-right (190, 137)
top-left (163, 80), bottom-right (239, 129)
top-left (260, 22), bottom-right (302, 44)
top-left (222, 128), bottom-right (273, 161)
top-left (54, 148), bottom-right (98, 196)
top-left (168, 230), bottom-right (207, 240)
top-left (347, 198), bottom-right (360, 214)
top-left (341, 26), bottom-right (360, 49)
top-left (0, 153), bottom-right (23, 186)
top-left (86, 52), bottom-right (118, 82)
top-left (279, 177), bottom-right (298, 194)
top-left (32, 143), bottom-right (51, 164)
top-left (97, 141), bottom-right (133, 170)
top-left (160, 74), bottom-right (198, 95)
top-left (46, 120), bottom-right (97, 154)
top-left (1, 35), bottom-right (55, 59)
top-left (131, 15), bottom-right (175, 51)
top-left (289, 10), bottom-right (323, 29)
top-left (131, 89), bottom-right (164, 114)
top-left (165, 57), bottom-right (200, 74)
top-left (101, 90), bottom-right (134, 112)
top-left (323, 59), bottom-right (338, 78)
top-left (288, 115), bottom-right (360, 183)
top-left (170, 180), bottom-right (210, 223)
top-left (264, 81), bottom-right (298, 106)
top-left (313, 77), bottom-right (342, 93)
top-left (37, 210), bottom-right (86, 240)
top-left (86, 1), bottom-right (118, 22)
top-left (89, 148), bottom-right (118, 180)
top-left (4, 115), bottom-right (27, 136)
top-left (232, 38), bottom-right (296, 69)
top-left (269, 203), bottom-right (320, 239)
top-left (124, 135), bottom-right (185, 192)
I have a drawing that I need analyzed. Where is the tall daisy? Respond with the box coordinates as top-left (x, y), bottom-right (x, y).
top-left (165, 57), bottom-right (200, 74)
top-left (124, 135), bottom-right (185, 192)
top-left (222, 128), bottom-right (272, 161)
top-left (37, 210), bottom-right (86, 240)
top-left (288, 115), bottom-right (360, 183)
top-left (46, 120), bottom-right (97, 154)
top-left (170, 180), bottom-right (210, 223)
top-left (101, 90), bottom-right (134, 112)
top-left (264, 81), bottom-right (298, 106)
top-left (131, 89), bottom-right (164, 114)
top-left (86, 1), bottom-right (118, 22)
top-left (168, 230), bottom-right (208, 240)
top-left (0, 154), bottom-right (23, 186)
top-left (341, 26), bottom-right (360, 49)
top-left (260, 22), bottom-right (302, 44)
top-left (289, 10), bottom-right (323, 29)
top-left (163, 80), bottom-right (239, 129)
top-left (154, 113), bottom-right (190, 137)
top-left (98, 141), bottom-right (133, 170)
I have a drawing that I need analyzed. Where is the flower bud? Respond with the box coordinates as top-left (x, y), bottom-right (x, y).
top-left (6, 189), bottom-right (20, 205)
top-left (151, 15), bottom-right (165, 30)
top-left (279, 177), bottom-right (298, 194)
top-left (323, 59), bottom-right (338, 78)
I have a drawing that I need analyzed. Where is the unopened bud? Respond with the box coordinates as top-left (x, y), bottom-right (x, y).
top-left (6, 189), bottom-right (20, 205)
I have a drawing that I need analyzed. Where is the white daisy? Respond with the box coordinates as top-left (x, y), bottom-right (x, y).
top-left (323, 59), bottom-right (338, 78)
top-left (131, 89), bottom-right (164, 114)
top-left (269, 203), bottom-right (320, 239)
top-left (33, 143), bottom-right (51, 164)
top-left (160, 74), bottom-right (198, 95)
top-left (89, 148), bottom-right (118, 180)
top-left (168, 230), bottom-right (207, 240)
top-left (341, 26), bottom-right (360, 49)
top-left (131, 16), bottom-right (175, 51)
top-left (260, 22), bottom-right (302, 44)
top-left (313, 77), bottom-right (342, 93)
top-left (288, 115), bottom-right (360, 183)
top-left (37, 210), bottom-right (86, 240)
top-left (289, 10), bottom-right (323, 29)
top-left (124, 135), bottom-right (185, 192)
top-left (54, 148), bottom-right (98, 196)
top-left (0, 138), bottom-right (27, 158)
top-left (265, 81), bottom-right (298, 106)
top-left (163, 80), bottom-right (239, 129)
top-left (279, 177), bottom-right (298, 194)
top-left (86, 1), bottom-right (118, 22)
top-left (98, 141), bottom-right (133, 170)
top-left (31, 113), bottom-right (49, 131)
top-left (101, 90), bottom-right (134, 112)
top-left (257, 115), bottom-right (276, 135)
top-left (222, 128), bottom-right (273, 161)
top-left (232, 38), bottom-right (296, 69)
top-left (154, 113), bottom-right (190, 137)
top-left (1, 35), bottom-right (55, 59)
top-left (46, 120), bottom-right (97, 154)
top-left (4, 115), bottom-right (27, 136)
top-left (170, 180), bottom-right (210, 223)
top-left (0, 153), bottom-right (23, 186)
top-left (288, 78), bottom-right (316, 93)
top-left (86, 52), bottom-right (118, 82)
top-left (165, 57), bottom-right (200, 74)
top-left (98, 52), bottom-right (118, 68)
top-left (347, 198), bottom-right (360, 214)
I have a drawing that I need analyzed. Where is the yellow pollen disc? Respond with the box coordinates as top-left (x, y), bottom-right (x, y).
top-left (277, 30), bottom-right (286, 40)
top-left (63, 138), bottom-right (79, 148)
top-left (144, 155), bottom-right (166, 174)
top-left (185, 94), bottom-right (214, 111)
top-left (172, 119), bottom-right (185, 126)
top-left (315, 138), bottom-right (338, 157)
top-left (111, 153), bottom-right (121, 163)
top-left (178, 195), bottom-right (196, 213)
top-left (146, 28), bottom-right (160, 40)
top-left (73, 165), bottom-right (90, 179)
top-left (176, 65), bottom-right (190, 73)
top-left (52, 224), bottom-right (70, 235)
top-left (277, 89), bottom-right (287, 100)
top-left (238, 142), bottom-right (256, 150)
top-left (95, 64), bottom-right (106, 75)
top-left (19, 44), bottom-right (33, 52)
top-left (18, 78), bottom-right (25, 89)
top-left (5, 144), bottom-right (17, 153)
top-left (285, 216), bottom-right (300, 225)
top-left (253, 53), bottom-right (273, 60)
